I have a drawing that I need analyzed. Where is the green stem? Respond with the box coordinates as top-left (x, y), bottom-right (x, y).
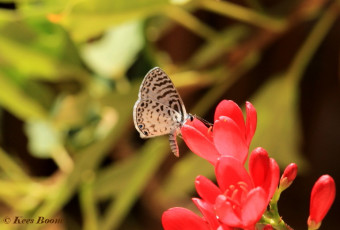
top-left (0, 147), bottom-right (30, 181)
top-left (264, 188), bottom-right (295, 230)
top-left (286, 1), bottom-right (340, 82)
top-left (164, 5), bottom-right (218, 40)
top-left (244, 0), bottom-right (264, 12)
top-left (199, 0), bottom-right (286, 32)
top-left (100, 139), bottom-right (169, 230)
top-left (80, 177), bottom-right (99, 230)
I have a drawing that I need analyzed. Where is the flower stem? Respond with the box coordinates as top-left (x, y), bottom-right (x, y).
top-left (198, 0), bottom-right (286, 32)
top-left (260, 188), bottom-right (294, 230)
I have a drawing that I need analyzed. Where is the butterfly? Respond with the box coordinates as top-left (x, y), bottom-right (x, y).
top-left (133, 67), bottom-right (211, 157)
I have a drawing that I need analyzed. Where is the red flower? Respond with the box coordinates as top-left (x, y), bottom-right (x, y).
top-left (307, 175), bottom-right (336, 229)
top-left (214, 156), bottom-right (277, 228)
top-left (196, 153), bottom-right (278, 229)
top-left (162, 152), bottom-right (279, 230)
top-left (182, 100), bottom-right (257, 165)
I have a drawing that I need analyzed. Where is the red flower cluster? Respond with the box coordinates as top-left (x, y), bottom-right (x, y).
top-left (162, 100), bottom-right (336, 230)
top-left (163, 100), bottom-right (277, 229)
top-left (163, 151), bottom-right (279, 229)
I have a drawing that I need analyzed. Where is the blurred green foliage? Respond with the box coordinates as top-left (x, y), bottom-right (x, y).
top-left (0, 0), bottom-right (338, 229)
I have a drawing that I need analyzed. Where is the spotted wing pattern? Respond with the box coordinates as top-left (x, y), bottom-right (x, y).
top-left (133, 67), bottom-right (190, 156)
top-left (133, 98), bottom-right (183, 138)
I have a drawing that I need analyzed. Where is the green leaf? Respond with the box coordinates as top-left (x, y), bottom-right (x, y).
top-left (188, 25), bottom-right (249, 68)
top-left (26, 80), bottom-right (143, 230)
top-left (94, 155), bottom-right (141, 200)
top-left (0, 35), bottom-right (57, 79)
top-left (100, 138), bottom-right (169, 230)
top-left (63, 0), bottom-right (169, 42)
top-left (0, 73), bottom-right (48, 120)
top-left (0, 147), bottom-right (30, 181)
top-left (81, 20), bottom-right (144, 78)
top-left (25, 120), bottom-right (62, 158)
top-left (0, 19), bottom-right (89, 82)
top-left (161, 152), bottom-right (214, 199)
top-left (250, 75), bottom-right (309, 171)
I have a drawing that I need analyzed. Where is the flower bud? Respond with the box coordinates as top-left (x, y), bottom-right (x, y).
top-left (307, 175), bottom-right (336, 229)
top-left (280, 163), bottom-right (298, 190)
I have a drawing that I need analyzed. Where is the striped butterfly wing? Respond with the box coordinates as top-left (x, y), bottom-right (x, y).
top-left (137, 67), bottom-right (187, 119)
top-left (133, 67), bottom-right (188, 156)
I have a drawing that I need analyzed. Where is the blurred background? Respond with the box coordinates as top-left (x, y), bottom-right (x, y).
top-left (0, 0), bottom-right (339, 229)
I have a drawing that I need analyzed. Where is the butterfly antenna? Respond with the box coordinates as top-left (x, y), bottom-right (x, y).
top-left (193, 114), bottom-right (213, 127)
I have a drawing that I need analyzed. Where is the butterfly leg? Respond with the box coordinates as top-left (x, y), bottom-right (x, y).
top-left (169, 130), bottom-right (180, 157)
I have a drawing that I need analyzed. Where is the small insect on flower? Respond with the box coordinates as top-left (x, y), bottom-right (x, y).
top-left (133, 67), bottom-right (211, 157)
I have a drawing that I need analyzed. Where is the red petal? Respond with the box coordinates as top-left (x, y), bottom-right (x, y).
top-left (195, 175), bottom-right (221, 204)
top-left (309, 175), bottom-right (336, 223)
top-left (245, 101), bottom-right (257, 146)
top-left (249, 148), bottom-right (279, 201)
top-left (214, 100), bottom-right (246, 135)
top-left (185, 118), bottom-right (213, 141)
top-left (215, 195), bottom-right (242, 227)
top-left (192, 198), bottom-right (219, 229)
top-left (218, 224), bottom-right (234, 230)
top-left (240, 187), bottom-right (267, 228)
top-left (162, 207), bottom-right (210, 230)
top-left (267, 158), bottom-right (280, 201)
top-left (214, 118), bottom-right (248, 164)
top-left (182, 124), bottom-right (220, 165)
top-left (215, 156), bottom-right (253, 192)
top-left (249, 147), bottom-right (270, 188)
